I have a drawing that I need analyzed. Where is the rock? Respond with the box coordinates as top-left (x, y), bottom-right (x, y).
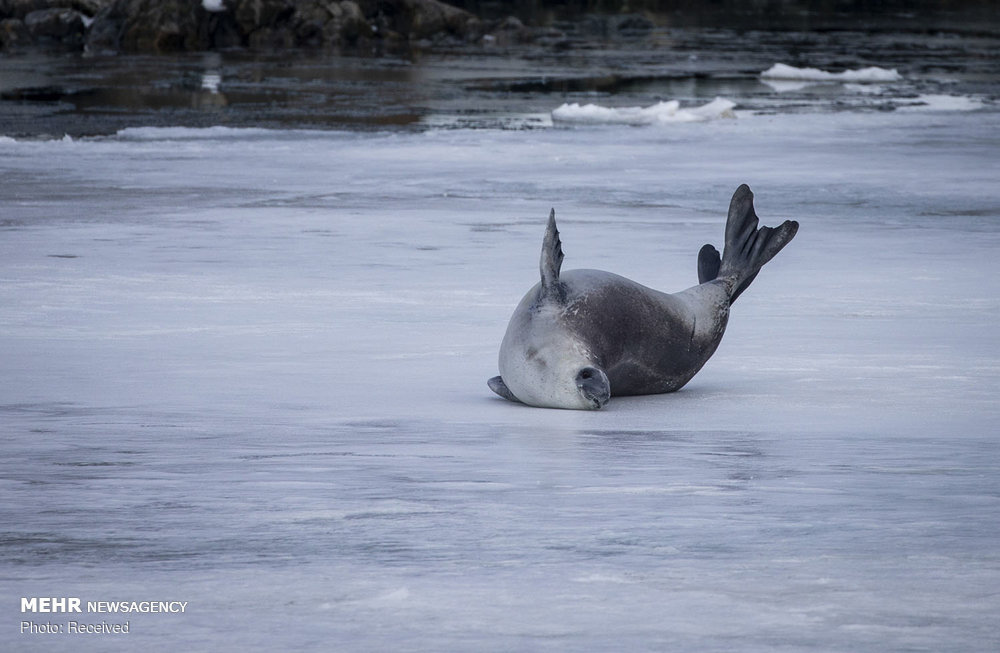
top-left (207, 8), bottom-right (241, 48)
top-left (578, 12), bottom-right (654, 38)
top-left (86, 0), bottom-right (213, 53)
top-left (0, 7), bottom-right (88, 49)
top-left (610, 13), bottom-right (654, 34)
top-left (246, 24), bottom-right (297, 47)
top-left (315, 1), bottom-right (376, 47)
top-left (80, 1), bottom-right (120, 50)
top-left (290, 1), bottom-right (327, 45)
top-left (0, 17), bottom-right (30, 49)
top-left (221, 0), bottom-right (480, 51)
top-left (228, 0), bottom-right (293, 38)
top-left (481, 14), bottom-right (528, 46)
top-left (25, 7), bottom-right (86, 39)
top-left (332, 1), bottom-right (367, 42)
top-left (0, 0), bottom-right (107, 19)
top-left (362, 0), bottom-right (479, 42)
top-left (0, 1), bottom-right (104, 50)
top-left (1, 1), bottom-right (57, 19)
top-left (15, 0), bottom-right (489, 53)
top-left (75, 0), bottom-right (111, 16)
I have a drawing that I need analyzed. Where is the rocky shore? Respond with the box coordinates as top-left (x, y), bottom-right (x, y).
top-left (3, 0), bottom-right (995, 55)
top-left (0, 0), bottom-right (540, 54)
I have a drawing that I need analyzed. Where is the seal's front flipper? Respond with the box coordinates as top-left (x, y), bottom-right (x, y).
top-left (719, 184), bottom-right (798, 303)
top-left (488, 376), bottom-right (522, 403)
top-left (539, 209), bottom-right (565, 299)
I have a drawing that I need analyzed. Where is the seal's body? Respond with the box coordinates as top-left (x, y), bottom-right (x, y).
top-left (488, 184), bottom-right (798, 410)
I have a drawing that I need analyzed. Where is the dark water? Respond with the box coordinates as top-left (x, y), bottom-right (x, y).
top-left (1, 22), bottom-right (997, 137)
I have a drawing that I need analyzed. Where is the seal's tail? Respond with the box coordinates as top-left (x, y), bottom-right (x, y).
top-left (702, 184), bottom-right (798, 303)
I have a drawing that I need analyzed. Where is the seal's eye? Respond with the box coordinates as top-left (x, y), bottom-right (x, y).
top-left (580, 369), bottom-right (593, 380)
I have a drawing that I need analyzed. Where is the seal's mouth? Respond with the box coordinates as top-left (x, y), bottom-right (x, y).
top-left (586, 395), bottom-right (609, 410)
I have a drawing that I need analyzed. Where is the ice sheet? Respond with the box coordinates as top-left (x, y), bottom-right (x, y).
top-left (2, 108), bottom-right (999, 651)
top-left (896, 94), bottom-right (987, 112)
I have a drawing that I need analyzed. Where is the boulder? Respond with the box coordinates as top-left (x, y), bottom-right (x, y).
top-left (86, 0), bottom-right (212, 53)
top-left (228, 0), bottom-right (293, 37)
top-left (0, 0), bottom-right (104, 49)
top-left (58, 0), bottom-right (492, 53)
top-left (579, 12), bottom-right (654, 37)
top-left (25, 7), bottom-right (86, 41)
top-left (329, 1), bottom-right (367, 43)
top-left (0, 7), bottom-right (89, 49)
top-left (288, 1), bottom-right (327, 45)
top-left (480, 14), bottom-right (529, 46)
top-left (357, 0), bottom-right (478, 42)
top-left (227, 0), bottom-right (373, 49)
top-left (0, 17), bottom-right (30, 48)
top-left (0, 0), bottom-right (106, 19)
top-left (287, 0), bottom-right (365, 46)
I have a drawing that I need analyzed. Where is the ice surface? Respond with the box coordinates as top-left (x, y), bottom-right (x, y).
top-left (1, 105), bottom-right (999, 652)
top-left (552, 98), bottom-right (736, 125)
top-left (896, 94), bottom-right (987, 112)
top-left (761, 63), bottom-right (903, 83)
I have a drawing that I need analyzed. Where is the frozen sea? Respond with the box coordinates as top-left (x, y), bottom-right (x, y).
top-left (2, 30), bottom-right (1000, 652)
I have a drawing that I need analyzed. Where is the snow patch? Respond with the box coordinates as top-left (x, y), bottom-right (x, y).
top-left (201, 73), bottom-right (222, 94)
top-left (761, 63), bottom-right (902, 83)
top-left (552, 97), bottom-right (736, 126)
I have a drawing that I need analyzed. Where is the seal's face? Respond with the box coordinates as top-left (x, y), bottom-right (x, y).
top-left (498, 305), bottom-right (611, 410)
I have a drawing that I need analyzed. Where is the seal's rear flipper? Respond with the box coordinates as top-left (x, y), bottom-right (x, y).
top-left (718, 184), bottom-right (798, 303)
top-left (697, 244), bottom-right (721, 283)
top-left (488, 376), bottom-right (522, 403)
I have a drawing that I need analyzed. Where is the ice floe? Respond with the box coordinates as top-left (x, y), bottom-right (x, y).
top-left (551, 97), bottom-right (736, 126)
top-left (761, 63), bottom-right (902, 83)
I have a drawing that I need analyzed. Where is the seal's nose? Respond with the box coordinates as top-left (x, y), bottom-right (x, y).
top-left (576, 367), bottom-right (610, 409)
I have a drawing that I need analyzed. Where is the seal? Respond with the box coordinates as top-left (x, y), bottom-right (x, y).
top-left (488, 184), bottom-right (798, 410)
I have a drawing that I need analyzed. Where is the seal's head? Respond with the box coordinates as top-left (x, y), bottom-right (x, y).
top-left (497, 304), bottom-right (611, 410)
top-left (489, 210), bottom-right (617, 410)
